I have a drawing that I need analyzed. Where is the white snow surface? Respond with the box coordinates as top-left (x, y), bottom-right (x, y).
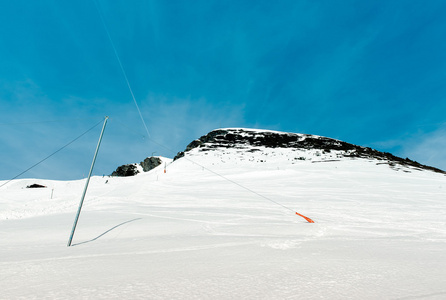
top-left (1, 150), bottom-right (446, 299)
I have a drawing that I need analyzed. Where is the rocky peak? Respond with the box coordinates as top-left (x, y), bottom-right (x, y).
top-left (174, 128), bottom-right (445, 174)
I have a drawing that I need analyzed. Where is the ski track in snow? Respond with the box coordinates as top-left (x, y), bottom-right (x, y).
top-left (1, 150), bottom-right (446, 299)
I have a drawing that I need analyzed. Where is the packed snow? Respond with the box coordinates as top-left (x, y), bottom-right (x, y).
top-left (1, 146), bottom-right (446, 299)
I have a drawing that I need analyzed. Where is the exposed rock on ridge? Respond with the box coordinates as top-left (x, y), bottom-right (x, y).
top-left (111, 156), bottom-right (162, 177)
top-left (111, 164), bottom-right (139, 177)
top-left (140, 157), bottom-right (162, 172)
top-left (174, 128), bottom-right (445, 174)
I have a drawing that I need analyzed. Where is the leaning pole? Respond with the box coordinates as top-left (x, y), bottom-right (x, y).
top-left (67, 116), bottom-right (109, 247)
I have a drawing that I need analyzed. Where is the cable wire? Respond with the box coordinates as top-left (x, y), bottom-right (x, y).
top-left (110, 119), bottom-right (310, 219)
top-left (0, 117), bottom-right (100, 126)
top-left (177, 149), bottom-right (314, 222)
top-left (92, 0), bottom-right (151, 138)
top-left (0, 119), bottom-right (104, 189)
top-left (88, 3), bottom-right (313, 222)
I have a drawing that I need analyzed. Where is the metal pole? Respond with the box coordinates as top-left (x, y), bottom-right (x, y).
top-left (67, 116), bottom-right (108, 247)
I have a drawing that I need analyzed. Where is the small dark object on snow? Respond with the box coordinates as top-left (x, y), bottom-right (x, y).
top-left (26, 184), bottom-right (47, 188)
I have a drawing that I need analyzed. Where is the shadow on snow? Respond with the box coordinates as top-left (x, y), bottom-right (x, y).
top-left (72, 218), bottom-right (142, 246)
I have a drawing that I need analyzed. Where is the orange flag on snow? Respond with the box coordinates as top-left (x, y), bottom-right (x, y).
top-left (296, 212), bottom-right (315, 223)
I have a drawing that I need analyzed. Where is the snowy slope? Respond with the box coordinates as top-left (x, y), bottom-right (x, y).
top-left (1, 130), bottom-right (446, 299)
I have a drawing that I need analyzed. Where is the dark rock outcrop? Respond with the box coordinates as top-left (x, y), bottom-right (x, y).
top-left (26, 183), bottom-right (47, 188)
top-left (111, 156), bottom-right (163, 177)
top-left (111, 164), bottom-right (139, 177)
top-left (174, 128), bottom-right (445, 174)
top-left (140, 157), bottom-right (162, 172)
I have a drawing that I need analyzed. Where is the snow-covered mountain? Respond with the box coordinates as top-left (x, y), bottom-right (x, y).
top-left (175, 128), bottom-right (445, 174)
top-left (1, 128), bottom-right (445, 299)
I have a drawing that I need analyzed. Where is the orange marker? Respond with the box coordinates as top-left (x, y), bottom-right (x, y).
top-left (295, 212), bottom-right (315, 223)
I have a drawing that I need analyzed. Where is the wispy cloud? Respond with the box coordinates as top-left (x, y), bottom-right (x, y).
top-left (140, 93), bottom-right (246, 152)
top-left (372, 124), bottom-right (446, 171)
top-left (402, 128), bottom-right (446, 171)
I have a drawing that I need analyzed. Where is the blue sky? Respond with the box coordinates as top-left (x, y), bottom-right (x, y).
top-left (1, 0), bottom-right (446, 180)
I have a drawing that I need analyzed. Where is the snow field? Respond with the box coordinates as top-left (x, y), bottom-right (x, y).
top-left (1, 151), bottom-right (446, 299)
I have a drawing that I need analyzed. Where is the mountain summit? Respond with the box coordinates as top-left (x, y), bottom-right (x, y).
top-left (174, 128), bottom-right (445, 174)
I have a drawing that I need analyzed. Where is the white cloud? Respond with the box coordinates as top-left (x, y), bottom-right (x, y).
top-left (403, 128), bottom-right (446, 171)
top-left (139, 93), bottom-right (246, 153)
